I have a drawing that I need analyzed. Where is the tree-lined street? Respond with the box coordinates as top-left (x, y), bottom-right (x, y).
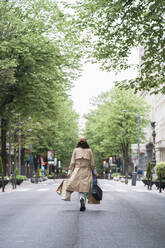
top-left (0, 1), bottom-right (165, 247)
top-left (0, 179), bottom-right (165, 248)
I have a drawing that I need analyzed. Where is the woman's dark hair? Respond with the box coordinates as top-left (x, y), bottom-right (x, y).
top-left (76, 140), bottom-right (90, 149)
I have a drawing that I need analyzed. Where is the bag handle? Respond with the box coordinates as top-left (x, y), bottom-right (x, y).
top-left (93, 176), bottom-right (97, 185)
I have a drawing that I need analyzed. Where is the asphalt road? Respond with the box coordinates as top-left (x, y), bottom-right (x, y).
top-left (0, 179), bottom-right (165, 248)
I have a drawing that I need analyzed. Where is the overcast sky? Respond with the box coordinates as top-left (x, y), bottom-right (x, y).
top-left (71, 49), bottom-right (139, 130)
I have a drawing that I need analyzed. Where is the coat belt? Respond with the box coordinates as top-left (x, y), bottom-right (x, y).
top-left (75, 159), bottom-right (90, 168)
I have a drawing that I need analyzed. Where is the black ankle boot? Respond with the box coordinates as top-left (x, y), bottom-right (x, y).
top-left (80, 198), bottom-right (86, 211)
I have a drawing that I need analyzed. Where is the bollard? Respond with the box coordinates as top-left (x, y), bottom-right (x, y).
top-left (125, 177), bottom-right (128, 184)
top-left (159, 172), bottom-right (162, 193)
top-left (131, 172), bottom-right (137, 186)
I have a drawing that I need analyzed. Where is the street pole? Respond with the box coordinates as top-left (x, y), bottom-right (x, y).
top-left (149, 122), bottom-right (156, 190)
top-left (8, 119), bottom-right (12, 176)
top-left (18, 115), bottom-right (24, 175)
top-left (18, 115), bottom-right (21, 174)
top-left (137, 115), bottom-right (140, 171)
top-left (151, 122), bottom-right (156, 168)
top-left (122, 110), bottom-right (127, 182)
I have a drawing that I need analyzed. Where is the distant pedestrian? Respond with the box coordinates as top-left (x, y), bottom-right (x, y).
top-left (66, 137), bottom-right (96, 211)
top-left (103, 170), bottom-right (106, 179)
top-left (137, 168), bottom-right (143, 180)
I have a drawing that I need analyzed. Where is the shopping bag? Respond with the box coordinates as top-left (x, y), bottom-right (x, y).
top-left (88, 191), bottom-right (100, 204)
top-left (56, 180), bottom-right (64, 195)
top-left (61, 180), bottom-right (71, 201)
top-left (92, 177), bottom-right (103, 201)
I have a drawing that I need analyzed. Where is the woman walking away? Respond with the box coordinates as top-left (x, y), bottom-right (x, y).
top-left (66, 137), bottom-right (97, 211)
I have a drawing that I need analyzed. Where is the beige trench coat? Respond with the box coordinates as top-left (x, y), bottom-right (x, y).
top-left (66, 147), bottom-right (95, 193)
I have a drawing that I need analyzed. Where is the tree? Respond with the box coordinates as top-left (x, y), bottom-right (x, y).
top-left (0, 0), bottom-right (83, 174)
top-left (3, 94), bottom-right (79, 176)
top-left (0, 0), bottom-right (82, 117)
top-left (84, 87), bottom-right (150, 175)
top-left (75, 0), bottom-right (165, 94)
top-left (25, 97), bottom-right (79, 167)
top-left (52, 98), bottom-right (79, 166)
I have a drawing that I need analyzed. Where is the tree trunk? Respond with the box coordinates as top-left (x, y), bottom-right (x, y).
top-left (21, 147), bottom-right (25, 175)
top-left (13, 131), bottom-right (17, 173)
top-left (122, 143), bottom-right (129, 176)
top-left (8, 120), bottom-right (12, 175)
top-left (1, 118), bottom-right (8, 176)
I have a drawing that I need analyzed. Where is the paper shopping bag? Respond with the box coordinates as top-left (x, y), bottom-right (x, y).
top-left (61, 180), bottom-right (71, 201)
top-left (88, 191), bottom-right (100, 204)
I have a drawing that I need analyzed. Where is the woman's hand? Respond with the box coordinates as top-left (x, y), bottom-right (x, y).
top-left (93, 168), bottom-right (98, 177)
top-left (67, 173), bottom-right (71, 179)
top-left (67, 169), bottom-right (71, 178)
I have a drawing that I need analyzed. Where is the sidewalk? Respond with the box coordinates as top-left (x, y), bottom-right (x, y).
top-left (0, 178), bottom-right (62, 194)
top-left (0, 179), bottom-right (32, 194)
top-left (104, 178), bottom-right (165, 196)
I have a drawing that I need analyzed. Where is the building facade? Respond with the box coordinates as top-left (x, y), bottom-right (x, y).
top-left (144, 93), bottom-right (165, 164)
top-left (131, 47), bottom-right (165, 171)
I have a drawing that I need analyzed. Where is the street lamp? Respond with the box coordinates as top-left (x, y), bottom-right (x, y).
top-left (18, 114), bottom-right (24, 174)
top-left (151, 122), bottom-right (156, 168)
top-left (137, 115), bottom-right (141, 172)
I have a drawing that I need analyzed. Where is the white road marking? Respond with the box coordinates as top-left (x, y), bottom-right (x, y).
top-left (115, 189), bottom-right (127, 192)
top-left (17, 188), bottom-right (32, 192)
top-left (37, 188), bottom-right (50, 191)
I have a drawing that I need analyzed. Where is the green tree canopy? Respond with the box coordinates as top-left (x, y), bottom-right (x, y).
top-left (24, 97), bottom-right (79, 166)
top-left (84, 87), bottom-right (150, 175)
top-left (75, 0), bottom-right (165, 94)
top-left (0, 0), bottom-right (82, 119)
